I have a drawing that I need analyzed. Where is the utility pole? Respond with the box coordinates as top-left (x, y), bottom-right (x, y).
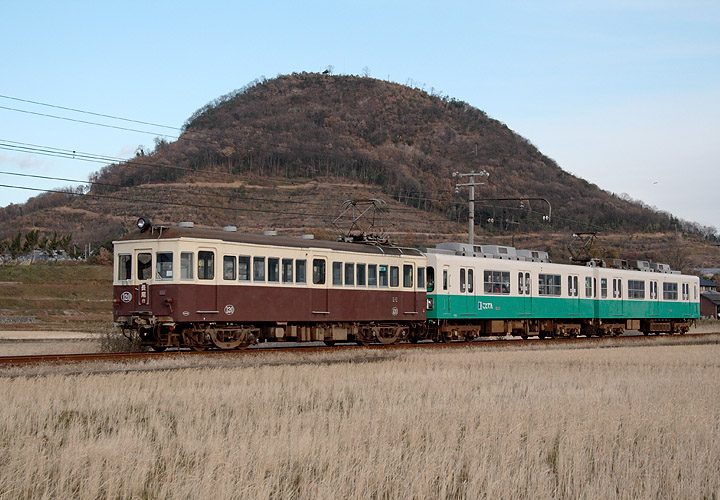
top-left (453, 170), bottom-right (489, 247)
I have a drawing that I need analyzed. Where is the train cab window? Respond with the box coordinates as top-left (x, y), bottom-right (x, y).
top-left (118, 254), bottom-right (131, 281)
top-left (137, 253), bottom-right (152, 281)
top-left (403, 265), bottom-right (413, 288)
top-left (601, 278), bottom-right (608, 299)
top-left (312, 259), bottom-right (325, 285)
top-left (345, 263), bottom-right (355, 286)
top-left (332, 262), bottom-right (343, 286)
top-left (296, 259), bottom-right (306, 284)
top-left (155, 252), bottom-right (173, 280)
top-left (357, 264), bottom-right (366, 286)
top-left (379, 266), bottom-right (389, 287)
top-left (585, 277), bottom-right (593, 298)
top-left (238, 256), bottom-right (251, 281)
top-left (253, 257), bottom-right (265, 282)
top-left (418, 267), bottom-right (426, 290)
top-left (268, 258), bottom-right (280, 282)
top-left (460, 269), bottom-right (466, 293)
top-left (181, 252), bottom-right (194, 280)
top-left (282, 259), bottom-right (293, 283)
top-left (223, 256), bottom-right (236, 280)
top-left (368, 264), bottom-right (378, 286)
top-left (663, 282), bottom-right (678, 300)
top-left (198, 251), bottom-right (214, 280)
top-left (426, 267), bottom-right (435, 292)
top-left (390, 266), bottom-right (400, 287)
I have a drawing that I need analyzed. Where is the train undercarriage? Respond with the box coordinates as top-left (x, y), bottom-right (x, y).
top-left (117, 313), bottom-right (693, 351)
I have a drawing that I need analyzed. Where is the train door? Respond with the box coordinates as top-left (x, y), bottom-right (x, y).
top-left (441, 264), bottom-right (451, 313)
top-left (401, 263), bottom-right (418, 315)
top-left (459, 266), bottom-right (475, 315)
top-left (568, 274), bottom-right (580, 317)
top-left (649, 280), bottom-right (659, 317)
top-left (612, 277), bottom-right (624, 316)
top-left (134, 248), bottom-right (153, 308)
top-left (518, 271), bottom-right (532, 316)
top-left (311, 257), bottom-right (329, 315)
top-left (196, 248), bottom-right (218, 313)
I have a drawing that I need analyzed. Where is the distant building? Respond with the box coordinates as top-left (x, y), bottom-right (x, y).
top-left (700, 277), bottom-right (719, 292)
top-left (700, 291), bottom-right (720, 319)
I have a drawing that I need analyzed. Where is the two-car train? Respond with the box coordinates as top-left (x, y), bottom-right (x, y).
top-left (113, 219), bottom-right (700, 351)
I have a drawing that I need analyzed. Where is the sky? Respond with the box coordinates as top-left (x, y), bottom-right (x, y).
top-left (1, 0), bottom-right (719, 232)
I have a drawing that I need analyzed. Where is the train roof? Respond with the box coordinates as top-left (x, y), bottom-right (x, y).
top-left (114, 223), bottom-right (424, 258)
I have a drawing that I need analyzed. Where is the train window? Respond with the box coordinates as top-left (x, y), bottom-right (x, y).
top-left (442, 269), bottom-right (448, 291)
top-left (573, 276), bottom-right (578, 297)
top-left (426, 267), bottom-right (435, 292)
top-left (600, 278), bottom-right (607, 299)
top-left (282, 259), bottom-right (293, 283)
top-left (155, 252), bottom-right (173, 280)
top-left (345, 263), bottom-right (355, 286)
top-left (538, 274), bottom-right (561, 296)
top-left (460, 269), bottom-right (466, 293)
top-left (268, 258), bottom-right (280, 282)
top-left (296, 259), bottom-right (307, 284)
top-left (663, 282), bottom-right (678, 300)
top-left (403, 265), bottom-right (413, 288)
top-left (484, 270), bottom-right (510, 295)
top-left (585, 277), bottom-right (593, 298)
top-left (253, 257), bottom-right (265, 282)
top-left (379, 266), bottom-right (389, 287)
top-left (312, 259), bottom-right (325, 285)
top-left (238, 256), bottom-right (251, 281)
top-left (198, 251), bottom-right (214, 280)
top-left (567, 276), bottom-right (572, 297)
top-left (357, 264), bottom-right (366, 286)
top-left (181, 252), bottom-right (194, 280)
top-left (118, 254), bottom-right (131, 281)
top-left (137, 253), bottom-right (152, 281)
top-left (525, 273), bottom-right (531, 295)
top-left (332, 262), bottom-right (343, 286)
top-left (390, 266), bottom-right (400, 287)
top-left (418, 267), bottom-right (426, 290)
top-left (628, 280), bottom-right (645, 299)
top-left (518, 272), bottom-right (524, 295)
top-left (223, 256), bottom-right (236, 280)
top-left (612, 279), bottom-right (623, 299)
top-left (467, 269), bottom-right (473, 293)
top-left (368, 264), bottom-right (378, 286)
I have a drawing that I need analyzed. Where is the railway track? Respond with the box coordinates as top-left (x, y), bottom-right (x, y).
top-left (2, 332), bottom-right (719, 368)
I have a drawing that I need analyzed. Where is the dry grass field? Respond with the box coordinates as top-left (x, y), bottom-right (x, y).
top-left (1, 343), bottom-right (719, 499)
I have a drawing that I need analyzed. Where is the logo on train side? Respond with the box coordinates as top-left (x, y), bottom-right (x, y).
top-left (478, 302), bottom-right (494, 311)
top-left (391, 307), bottom-right (399, 316)
top-left (120, 291), bottom-right (132, 303)
top-left (224, 304), bottom-right (235, 315)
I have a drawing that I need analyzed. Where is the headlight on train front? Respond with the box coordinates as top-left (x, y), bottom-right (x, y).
top-left (427, 298), bottom-right (434, 310)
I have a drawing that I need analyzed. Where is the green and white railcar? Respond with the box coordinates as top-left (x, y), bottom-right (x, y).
top-left (425, 243), bottom-right (699, 340)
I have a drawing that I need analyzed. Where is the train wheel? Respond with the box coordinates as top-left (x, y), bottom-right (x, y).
top-left (183, 329), bottom-right (207, 351)
top-left (323, 340), bottom-right (336, 346)
top-left (377, 326), bottom-right (402, 344)
top-left (150, 345), bottom-right (167, 352)
top-left (208, 327), bottom-right (250, 350)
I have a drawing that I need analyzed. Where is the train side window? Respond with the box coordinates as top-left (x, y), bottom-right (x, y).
top-left (442, 269), bottom-right (448, 291)
top-left (223, 256), bottom-right (236, 280)
top-left (156, 252), bottom-right (173, 280)
top-left (379, 266), bottom-right (389, 287)
top-left (282, 259), bottom-right (292, 283)
top-left (390, 266), bottom-right (399, 287)
top-left (538, 274), bottom-right (561, 296)
top-left (345, 263), bottom-right (355, 286)
top-left (332, 262), bottom-right (343, 286)
top-left (460, 268), bottom-right (466, 293)
top-left (312, 259), bottom-right (325, 285)
top-left (585, 277), bottom-right (592, 298)
top-left (368, 264), bottom-right (378, 286)
top-left (426, 266), bottom-right (435, 292)
top-left (628, 280), bottom-right (645, 299)
top-left (357, 263), bottom-right (366, 286)
top-left (296, 259), bottom-right (307, 284)
top-left (467, 269), bottom-right (473, 293)
top-left (518, 272), bottom-right (524, 295)
top-left (525, 273), bottom-right (530, 295)
top-left (238, 256), bottom-right (250, 281)
top-left (403, 265), bottom-right (413, 288)
top-left (268, 258), bottom-right (280, 282)
top-left (573, 276), bottom-right (578, 297)
top-left (485, 270), bottom-right (511, 294)
top-left (601, 278), bottom-right (607, 299)
top-left (181, 252), bottom-right (194, 280)
top-left (198, 251), bottom-right (214, 280)
top-left (253, 257), bottom-right (265, 282)
top-left (118, 254), bottom-right (132, 281)
top-left (418, 267), bottom-right (426, 290)
top-left (663, 282), bottom-right (678, 300)
top-left (137, 253), bottom-right (152, 281)
top-left (567, 276), bottom-right (573, 297)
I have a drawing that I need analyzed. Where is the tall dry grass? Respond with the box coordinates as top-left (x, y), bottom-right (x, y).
top-left (1, 345), bottom-right (719, 499)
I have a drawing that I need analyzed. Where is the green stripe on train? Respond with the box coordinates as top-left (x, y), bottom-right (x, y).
top-left (426, 294), bottom-right (700, 320)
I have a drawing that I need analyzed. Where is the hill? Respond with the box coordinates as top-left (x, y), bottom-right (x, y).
top-left (1, 72), bottom-right (718, 269)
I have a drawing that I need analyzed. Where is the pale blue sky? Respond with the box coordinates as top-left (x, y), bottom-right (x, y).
top-left (1, 1), bottom-right (718, 230)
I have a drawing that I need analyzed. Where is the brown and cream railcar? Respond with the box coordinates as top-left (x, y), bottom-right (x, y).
top-left (113, 221), bottom-right (427, 350)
